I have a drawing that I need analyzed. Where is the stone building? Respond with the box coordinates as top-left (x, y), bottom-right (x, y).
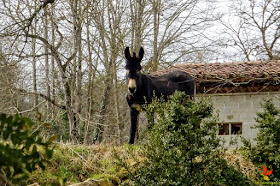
top-left (153, 60), bottom-right (280, 147)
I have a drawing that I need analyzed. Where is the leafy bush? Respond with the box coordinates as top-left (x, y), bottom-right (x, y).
top-left (126, 91), bottom-right (251, 185)
top-left (0, 113), bottom-right (55, 184)
top-left (242, 99), bottom-right (280, 181)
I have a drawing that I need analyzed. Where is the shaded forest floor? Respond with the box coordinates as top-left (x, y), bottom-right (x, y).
top-left (27, 143), bottom-right (260, 185)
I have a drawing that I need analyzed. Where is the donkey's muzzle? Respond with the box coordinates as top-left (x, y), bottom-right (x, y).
top-left (128, 78), bottom-right (137, 94)
top-left (129, 87), bottom-right (136, 94)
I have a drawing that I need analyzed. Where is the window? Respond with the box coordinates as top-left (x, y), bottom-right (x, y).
top-left (218, 124), bottom-right (229, 135)
top-left (218, 123), bottom-right (242, 135)
top-left (231, 123), bottom-right (242, 135)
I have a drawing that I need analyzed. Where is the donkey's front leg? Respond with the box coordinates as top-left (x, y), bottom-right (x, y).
top-left (129, 108), bottom-right (139, 144)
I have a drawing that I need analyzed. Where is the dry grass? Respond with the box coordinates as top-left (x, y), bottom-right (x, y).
top-left (27, 144), bottom-right (258, 185)
top-left (223, 150), bottom-right (258, 179)
top-left (27, 143), bottom-right (142, 185)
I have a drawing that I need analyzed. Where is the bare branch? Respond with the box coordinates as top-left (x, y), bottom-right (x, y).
top-left (16, 88), bottom-right (66, 110)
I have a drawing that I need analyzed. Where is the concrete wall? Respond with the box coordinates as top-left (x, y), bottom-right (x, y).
top-left (201, 92), bottom-right (280, 148)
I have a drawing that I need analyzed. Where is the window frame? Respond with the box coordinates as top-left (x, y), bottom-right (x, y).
top-left (218, 122), bottom-right (243, 135)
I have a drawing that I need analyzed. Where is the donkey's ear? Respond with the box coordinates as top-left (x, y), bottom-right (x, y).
top-left (138, 47), bottom-right (144, 61)
top-left (125, 47), bottom-right (131, 60)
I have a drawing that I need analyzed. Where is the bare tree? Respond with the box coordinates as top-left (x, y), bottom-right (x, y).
top-left (89, 0), bottom-right (128, 144)
top-left (220, 0), bottom-right (280, 61)
top-left (0, 0), bottom-right (87, 142)
top-left (128, 0), bottom-right (219, 71)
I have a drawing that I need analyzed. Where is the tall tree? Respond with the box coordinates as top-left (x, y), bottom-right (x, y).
top-left (44, 5), bottom-right (51, 113)
top-left (31, 1), bottom-right (39, 110)
top-left (129, 0), bottom-right (219, 71)
top-left (90, 0), bottom-right (127, 143)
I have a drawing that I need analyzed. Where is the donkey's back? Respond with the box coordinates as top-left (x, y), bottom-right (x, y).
top-left (147, 70), bottom-right (194, 99)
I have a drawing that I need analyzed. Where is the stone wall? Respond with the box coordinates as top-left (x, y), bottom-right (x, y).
top-left (201, 92), bottom-right (280, 148)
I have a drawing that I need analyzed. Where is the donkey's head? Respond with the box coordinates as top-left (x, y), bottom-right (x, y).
top-left (124, 47), bottom-right (144, 95)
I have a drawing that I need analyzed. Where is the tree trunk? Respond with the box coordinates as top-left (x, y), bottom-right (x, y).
top-left (93, 80), bottom-right (111, 143)
top-left (134, 0), bottom-right (145, 51)
top-left (152, 0), bottom-right (160, 71)
top-left (44, 7), bottom-right (51, 114)
top-left (32, 14), bottom-right (38, 110)
top-left (69, 0), bottom-right (82, 143)
top-left (113, 60), bottom-right (121, 144)
top-left (75, 0), bottom-right (83, 143)
top-left (84, 11), bottom-right (96, 144)
top-left (50, 4), bottom-right (56, 118)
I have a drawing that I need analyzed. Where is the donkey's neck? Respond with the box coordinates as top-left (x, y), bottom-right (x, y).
top-left (127, 73), bottom-right (163, 105)
top-left (135, 73), bottom-right (148, 96)
top-left (137, 73), bottom-right (158, 102)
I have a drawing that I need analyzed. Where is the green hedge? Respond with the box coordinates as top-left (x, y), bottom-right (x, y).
top-left (126, 92), bottom-right (251, 185)
top-left (242, 99), bottom-right (280, 182)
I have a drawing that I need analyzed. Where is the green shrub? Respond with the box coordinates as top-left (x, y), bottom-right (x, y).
top-left (127, 91), bottom-right (251, 185)
top-left (242, 99), bottom-right (280, 181)
top-left (0, 113), bottom-right (55, 185)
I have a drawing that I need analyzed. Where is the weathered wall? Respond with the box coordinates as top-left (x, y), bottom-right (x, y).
top-left (203, 92), bottom-right (280, 148)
